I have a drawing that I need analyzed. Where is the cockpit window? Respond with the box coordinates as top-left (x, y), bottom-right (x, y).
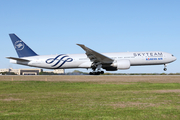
top-left (172, 55), bottom-right (174, 56)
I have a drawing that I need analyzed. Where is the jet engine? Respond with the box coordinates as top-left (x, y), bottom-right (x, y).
top-left (112, 60), bottom-right (130, 70)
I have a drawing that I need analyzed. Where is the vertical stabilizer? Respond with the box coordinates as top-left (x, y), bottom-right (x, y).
top-left (9, 34), bottom-right (38, 58)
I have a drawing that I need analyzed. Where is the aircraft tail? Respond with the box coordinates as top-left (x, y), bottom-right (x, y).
top-left (9, 34), bottom-right (38, 58)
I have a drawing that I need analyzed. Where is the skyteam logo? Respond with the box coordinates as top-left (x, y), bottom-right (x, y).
top-left (14, 40), bottom-right (24, 51)
top-left (46, 54), bottom-right (73, 68)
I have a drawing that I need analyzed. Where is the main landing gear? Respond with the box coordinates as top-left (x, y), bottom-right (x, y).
top-left (89, 63), bottom-right (104, 75)
top-left (163, 64), bottom-right (167, 71)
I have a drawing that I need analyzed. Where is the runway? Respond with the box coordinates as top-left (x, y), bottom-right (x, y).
top-left (0, 75), bottom-right (180, 83)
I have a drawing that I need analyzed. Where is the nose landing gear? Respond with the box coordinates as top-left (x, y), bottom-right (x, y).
top-left (163, 64), bottom-right (167, 71)
top-left (164, 68), bottom-right (167, 71)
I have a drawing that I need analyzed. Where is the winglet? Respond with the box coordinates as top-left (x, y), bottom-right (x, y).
top-left (76, 44), bottom-right (89, 52)
top-left (9, 34), bottom-right (38, 58)
top-left (76, 44), bottom-right (85, 48)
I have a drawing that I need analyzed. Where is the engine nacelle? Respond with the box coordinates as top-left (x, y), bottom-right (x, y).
top-left (112, 60), bottom-right (130, 70)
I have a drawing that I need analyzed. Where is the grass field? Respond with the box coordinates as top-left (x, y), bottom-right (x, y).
top-left (0, 76), bottom-right (180, 119)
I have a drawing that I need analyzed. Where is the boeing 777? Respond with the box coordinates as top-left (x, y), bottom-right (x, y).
top-left (7, 34), bottom-right (177, 75)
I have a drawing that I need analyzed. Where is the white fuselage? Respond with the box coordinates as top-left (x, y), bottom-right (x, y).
top-left (10, 51), bottom-right (176, 71)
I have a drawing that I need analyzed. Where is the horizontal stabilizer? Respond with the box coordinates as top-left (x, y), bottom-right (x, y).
top-left (6, 57), bottom-right (30, 62)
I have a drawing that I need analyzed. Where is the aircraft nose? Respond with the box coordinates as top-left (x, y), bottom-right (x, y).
top-left (172, 56), bottom-right (177, 62)
top-left (171, 54), bottom-right (177, 62)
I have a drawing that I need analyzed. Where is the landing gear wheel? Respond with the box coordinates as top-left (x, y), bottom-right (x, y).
top-left (96, 72), bottom-right (101, 75)
top-left (164, 68), bottom-right (167, 71)
top-left (89, 72), bottom-right (101, 75)
top-left (100, 71), bottom-right (104, 74)
top-left (89, 72), bottom-right (93, 75)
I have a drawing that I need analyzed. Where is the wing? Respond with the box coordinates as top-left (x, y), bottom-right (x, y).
top-left (6, 57), bottom-right (30, 62)
top-left (77, 44), bottom-right (114, 64)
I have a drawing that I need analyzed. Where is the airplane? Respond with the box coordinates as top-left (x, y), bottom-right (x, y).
top-left (7, 33), bottom-right (177, 75)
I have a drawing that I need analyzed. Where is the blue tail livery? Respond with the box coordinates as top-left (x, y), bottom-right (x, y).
top-left (9, 34), bottom-right (38, 58)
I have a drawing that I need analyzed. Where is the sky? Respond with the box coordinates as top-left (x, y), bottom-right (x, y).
top-left (0, 0), bottom-right (180, 73)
